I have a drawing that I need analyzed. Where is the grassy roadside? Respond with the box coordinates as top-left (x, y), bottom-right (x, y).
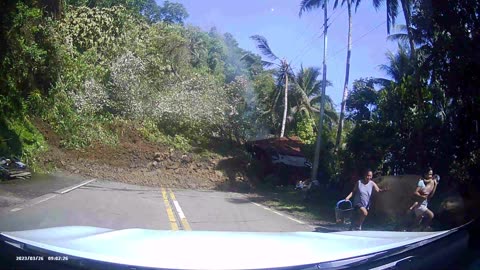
top-left (246, 184), bottom-right (342, 226)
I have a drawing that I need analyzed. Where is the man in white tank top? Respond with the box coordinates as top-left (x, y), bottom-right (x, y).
top-left (345, 169), bottom-right (385, 230)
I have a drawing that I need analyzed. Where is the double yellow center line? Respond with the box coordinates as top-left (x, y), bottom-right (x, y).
top-left (161, 187), bottom-right (191, 231)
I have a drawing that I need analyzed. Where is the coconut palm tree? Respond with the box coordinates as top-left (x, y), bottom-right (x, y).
top-left (299, 0), bottom-right (330, 181)
top-left (379, 42), bottom-right (413, 84)
top-left (299, 0), bottom-right (360, 150)
top-left (291, 66), bottom-right (337, 128)
top-left (249, 35), bottom-right (294, 138)
top-left (332, 0), bottom-right (362, 150)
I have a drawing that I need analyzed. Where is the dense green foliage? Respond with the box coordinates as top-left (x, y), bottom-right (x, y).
top-left (342, 0), bottom-right (480, 189)
top-left (1, 0), bottom-right (329, 165)
top-left (1, 0), bottom-right (478, 193)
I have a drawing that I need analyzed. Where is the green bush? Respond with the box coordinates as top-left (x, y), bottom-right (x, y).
top-left (138, 119), bottom-right (193, 152)
top-left (0, 117), bottom-right (47, 171)
top-left (38, 89), bottom-right (118, 149)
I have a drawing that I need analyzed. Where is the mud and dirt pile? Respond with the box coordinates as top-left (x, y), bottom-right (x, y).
top-left (33, 119), bottom-right (251, 191)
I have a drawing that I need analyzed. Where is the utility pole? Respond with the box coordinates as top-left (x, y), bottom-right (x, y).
top-left (311, 0), bottom-right (328, 183)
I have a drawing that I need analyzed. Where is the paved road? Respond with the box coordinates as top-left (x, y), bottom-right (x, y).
top-left (0, 173), bottom-right (86, 208)
top-left (0, 178), bottom-right (314, 232)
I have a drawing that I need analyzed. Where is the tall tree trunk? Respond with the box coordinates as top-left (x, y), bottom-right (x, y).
top-left (335, 0), bottom-right (352, 151)
top-left (311, 2), bottom-right (328, 182)
top-left (401, 0), bottom-right (424, 165)
top-left (401, 0), bottom-right (416, 59)
top-left (280, 74), bottom-right (288, 137)
top-left (401, 0), bottom-right (422, 109)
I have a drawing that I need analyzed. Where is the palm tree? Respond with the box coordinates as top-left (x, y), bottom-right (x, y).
top-left (249, 35), bottom-right (293, 138)
top-left (299, 0), bottom-right (359, 150)
top-left (332, 0), bottom-right (362, 150)
top-left (299, 0), bottom-right (330, 182)
top-left (374, 0), bottom-right (426, 120)
top-left (379, 42), bottom-right (413, 83)
top-left (291, 66), bottom-right (337, 127)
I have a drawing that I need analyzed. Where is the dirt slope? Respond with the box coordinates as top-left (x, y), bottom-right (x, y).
top-left (33, 119), bottom-right (251, 191)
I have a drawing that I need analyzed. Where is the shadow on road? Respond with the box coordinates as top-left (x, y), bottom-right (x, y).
top-left (225, 197), bottom-right (251, 204)
top-left (0, 173), bottom-right (87, 200)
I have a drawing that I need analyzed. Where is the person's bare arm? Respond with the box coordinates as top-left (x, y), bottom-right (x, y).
top-left (428, 180), bottom-right (438, 199)
top-left (414, 186), bottom-right (428, 199)
top-left (372, 182), bottom-right (387, 192)
top-left (345, 182), bottom-right (357, 201)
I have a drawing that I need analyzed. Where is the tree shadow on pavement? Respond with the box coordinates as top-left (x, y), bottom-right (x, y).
top-left (244, 185), bottom-right (340, 226)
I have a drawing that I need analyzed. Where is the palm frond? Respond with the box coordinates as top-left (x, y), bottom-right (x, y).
top-left (241, 53), bottom-right (275, 68)
top-left (299, 0), bottom-right (324, 17)
top-left (373, 0), bottom-right (382, 9)
top-left (325, 109), bottom-right (339, 123)
top-left (333, 0), bottom-right (340, 9)
top-left (387, 33), bottom-right (410, 43)
top-left (386, 0), bottom-right (399, 34)
top-left (374, 78), bottom-right (393, 87)
top-left (240, 53), bottom-right (255, 64)
top-left (250, 35), bottom-right (279, 61)
top-left (394, 24), bottom-right (408, 32)
top-left (379, 63), bottom-right (395, 80)
top-left (380, 42), bottom-right (413, 81)
top-left (297, 66), bottom-right (322, 97)
top-left (262, 60), bottom-right (276, 68)
top-left (310, 94), bottom-right (334, 107)
top-left (355, 0), bottom-right (362, 12)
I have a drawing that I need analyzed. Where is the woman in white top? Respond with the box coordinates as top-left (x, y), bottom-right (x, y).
top-left (412, 167), bottom-right (438, 230)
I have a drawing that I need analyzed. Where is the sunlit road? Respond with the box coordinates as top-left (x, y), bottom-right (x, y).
top-left (0, 178), bottom-right (314, 232)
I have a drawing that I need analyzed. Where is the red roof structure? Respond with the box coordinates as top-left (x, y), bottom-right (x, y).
top-left (248, 136), bottom-right (305, 157)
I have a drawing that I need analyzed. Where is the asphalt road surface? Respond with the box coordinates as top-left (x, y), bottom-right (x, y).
top-left (0, 177), bottom-right (314, 232)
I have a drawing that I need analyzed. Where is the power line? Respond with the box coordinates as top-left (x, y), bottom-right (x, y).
top-left (292, 11), bottom-right (340, 67)
top-left (292, 6), bottom-right (350, 70)
top-left (328, 6), bottom-right (347, 26)
top-left (292, 33), bottom-right (326, 68)
top-left (291, 25), bottom-right (325, 65)
top-left (331, 20), bottom-right (387, 59)
top-left (292, 13), bottom-right (320, 48)
top-left (293, 6), bottom-right (348, 68)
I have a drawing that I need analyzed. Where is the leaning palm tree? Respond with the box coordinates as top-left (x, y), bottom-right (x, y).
top-left (249, 35), bottom-right (293, 138)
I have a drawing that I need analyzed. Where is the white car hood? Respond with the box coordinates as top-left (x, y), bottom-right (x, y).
top-left (1, 226), bottom-right (449, 269)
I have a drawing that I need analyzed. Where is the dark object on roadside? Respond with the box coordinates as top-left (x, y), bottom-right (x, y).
top-left (0, 157), bottom-right (31, 180)
top-left (245, 136), bottom-right (311, 185)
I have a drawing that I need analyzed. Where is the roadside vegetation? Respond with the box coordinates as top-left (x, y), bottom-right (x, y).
top-left (1, 0), bottom-right (478, 227)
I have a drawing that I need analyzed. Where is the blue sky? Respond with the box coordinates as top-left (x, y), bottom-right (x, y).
top-left (171, 0), bottom-right (404, 110)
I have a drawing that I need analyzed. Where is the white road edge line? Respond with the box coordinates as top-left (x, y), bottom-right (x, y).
top-left (8, 179), bottom-right (96, 213)
top-left (35, 194), bottom-right (57, 204)
top-left (251, 202), bottom-right (306, 225)
top-left (56, 179), bottom-right (96, 194)
top-left (11, 194), bottom-right (58, 212)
